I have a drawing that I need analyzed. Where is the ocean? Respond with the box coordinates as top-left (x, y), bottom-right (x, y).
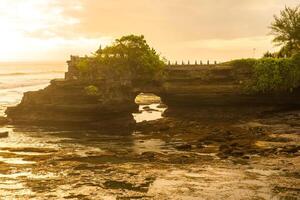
top-left (0, 64), bottom-right (66, 116)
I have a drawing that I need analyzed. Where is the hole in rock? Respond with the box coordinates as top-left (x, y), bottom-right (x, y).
top-left (133, 93), bottom-right (167, 123)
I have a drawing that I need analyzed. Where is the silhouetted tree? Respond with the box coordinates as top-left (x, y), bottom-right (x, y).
top-left (270, 5), bottom-right (300, 57)
top-left (262, 51), bottom-right (276, 58)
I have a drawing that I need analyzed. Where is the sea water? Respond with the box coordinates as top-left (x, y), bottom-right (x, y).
top-left (0, 64), bottom-right (66, 116)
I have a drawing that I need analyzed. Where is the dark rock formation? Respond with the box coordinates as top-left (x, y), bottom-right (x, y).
top-left (6, 79), bottom-right (138, 127)
top-left (5, 56), bottom-right (300, 125)
top-left (161, 65), bottom-right (300, 107)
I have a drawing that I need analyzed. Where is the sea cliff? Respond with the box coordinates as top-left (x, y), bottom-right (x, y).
top-left (5, 56), bottom-right (300, 126)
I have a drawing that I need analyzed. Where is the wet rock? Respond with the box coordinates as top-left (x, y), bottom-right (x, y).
top-left (188, 121), bottom-right (199, 126)
top-left (294, 152), bottom-right (300, 157)
top-left (214, 137), bottom-right (227, 142)
top-left (232, 158), bottom-right (248, 165)
top-left (247, 149), bottom-right (260, 154)
top-left (65, 194), bottom-right (89, 199)
top-left (268, 137), bottom-right (291, 142)
top-left (196, 143), bottom-right (205, 149)
top-left (219, 144), bottom-right (230, 151)
top-left (230, 150), bottom-right (244, 157)
top-left (0, 131), bottom-right (9, 138)
top-left (222, 148), bottom-right (233, 155)
top-left (158, 124), bottom-right (170, 131)
top-left (242, 155), bottom-right (250, 159)
top-left (175, 144), bottom-right (192, 151)
top-left (103, 180), bottom-right (150, 192)
top-left (140, 151), bottom-right (157, 160)
top-left (202, 140), bottom-right (214, 145)
top-left (282, 145), bottom-right (300, 154)
top-left (230, 142), bottom-right (239, 147)
top-left (170, 155), bottom-right (195, 164)
top-left (217, 153), bottom-right (228, 159)
top-left (157, 103), bottom-right (167, 108)
top-left (143, 106), bottom-right (158, 112)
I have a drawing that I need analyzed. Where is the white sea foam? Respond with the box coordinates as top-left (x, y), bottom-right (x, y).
top-left (0, 65), bottom-right (65, 116)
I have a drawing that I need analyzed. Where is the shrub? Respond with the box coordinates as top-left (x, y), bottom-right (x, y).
top-left (229, 58), bottom-right (257, 69)
top-left (227, 56), bottom-right (300, 94)
top-left (76, 58), bottom-right (91, 72)
top-left (225, 59), bottom-right (257, 75)
top-left (250, 57), bottom-right (300, 93)
top-left (85, 85), bottom-right (99, 96)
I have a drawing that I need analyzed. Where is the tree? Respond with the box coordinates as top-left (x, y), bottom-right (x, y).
top-left (94, 35), bottom-right (166, 81)
top-left (270, 5), bottom-right (300, 57)
top-left (262, 51), bottom-right (276, 58)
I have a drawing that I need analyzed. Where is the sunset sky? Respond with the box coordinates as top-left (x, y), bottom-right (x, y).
top-left (0, 0), bottom-right (299, 63)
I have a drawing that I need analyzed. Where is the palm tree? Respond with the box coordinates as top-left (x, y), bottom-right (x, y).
top-left (270, 5), bottom-right (300, 57)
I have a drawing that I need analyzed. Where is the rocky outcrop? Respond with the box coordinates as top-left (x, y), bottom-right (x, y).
top-left (5, 58), bottom-right (300, 125)
top-left (6, 79), bottom-right (138, 127)
top-left (161, 65), bottom-right (300, 107)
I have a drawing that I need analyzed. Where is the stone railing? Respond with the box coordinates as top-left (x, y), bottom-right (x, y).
top-left (167, 60), bottom-right (218, 67)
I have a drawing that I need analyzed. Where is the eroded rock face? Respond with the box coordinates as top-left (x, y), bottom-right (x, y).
top-left (6, 79), bottom-right (138, 127)
top-left (5, 59), bottom-right (300, 125)
top-left (160, 65), bottom-right (300, 107)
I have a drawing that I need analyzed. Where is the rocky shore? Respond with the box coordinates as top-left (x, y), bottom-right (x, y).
top-left (1, 106), bottom-right (299, 199)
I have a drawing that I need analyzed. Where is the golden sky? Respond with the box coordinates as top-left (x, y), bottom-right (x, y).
top-left (0, 0), bottom-right (299, 63)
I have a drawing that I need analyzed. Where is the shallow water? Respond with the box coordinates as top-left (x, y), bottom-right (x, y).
top-left (0, 66), bottom-right (65, 116)
top-left (0, 125), bottom-right (280, 199)
top-left (133, 104), bottom-right (167, 123)
top-left (0, 119), bottom-right (298, 199)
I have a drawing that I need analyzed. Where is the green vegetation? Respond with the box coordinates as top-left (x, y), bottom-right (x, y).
top-left (85, 85), bottom-right (99, 96)
top-left (252, 56), bottom-right (300, 93)
top-left (228, 58), bottom-right (257, 72)
top-left (268, 5), bottom-right (300, 57)
top-left (254, 7), bottom-right (300, 94)
top-left (229, 54), bottom-right (300, 94)
top-left (74, 35), bottom-right (166, 82)
top-left (230, 5), bottom-right (300, 94)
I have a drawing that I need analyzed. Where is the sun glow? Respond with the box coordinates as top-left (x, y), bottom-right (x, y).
top-left (0, 0), bottom-right (111, 62)
top-left (0, 0), bottom-right (298, 62)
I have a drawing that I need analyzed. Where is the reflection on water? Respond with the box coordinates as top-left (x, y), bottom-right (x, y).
top-left (132, 138), bottom-right (166, 154)
top-left (0, 125), bottom-right (172, 199)
top-left (133, 104), bottom-right (167, 123)
top-left (0, 120), bottom-right (298, 199)
top-left (0, 157), bottom-right (35, 165)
